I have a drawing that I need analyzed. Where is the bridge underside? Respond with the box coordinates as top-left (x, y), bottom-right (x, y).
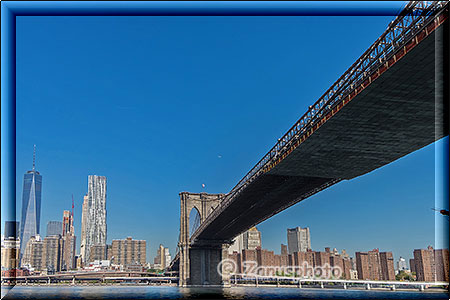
top-left (193, 21), bottom-right (448, 243)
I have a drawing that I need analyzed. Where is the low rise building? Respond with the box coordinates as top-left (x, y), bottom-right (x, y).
top-left (42, 235), bottom-right (63, 272)
top-left (356, 249), bottom-right (394, 281)
top-left (112, 237), bottom-right (146, 267)
top-left (89, 244), bottom-right (107, 262)
top-left (1, 238), bottom-right (20, 270)
top-left (413, 246), bottom-right (449, 282)
top-left (21, 235), bottom-right (44, 271)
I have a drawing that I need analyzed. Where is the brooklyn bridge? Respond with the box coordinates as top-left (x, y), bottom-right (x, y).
top-left (168, 1), bottom-right (449, 286)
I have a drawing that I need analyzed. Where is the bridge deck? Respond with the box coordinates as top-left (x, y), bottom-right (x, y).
top-left (193, 18), bottom-right (448, 243)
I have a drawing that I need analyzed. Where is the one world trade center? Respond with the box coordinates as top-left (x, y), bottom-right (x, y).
top-left (19, 145), bottom-right (42, 255)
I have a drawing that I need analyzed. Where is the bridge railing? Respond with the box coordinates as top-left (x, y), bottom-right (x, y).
top-left (190, 1), bottom-right (448, 242)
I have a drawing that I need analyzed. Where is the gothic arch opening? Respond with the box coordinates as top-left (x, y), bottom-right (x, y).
top-left (189, 207), bottom-right (201, 238)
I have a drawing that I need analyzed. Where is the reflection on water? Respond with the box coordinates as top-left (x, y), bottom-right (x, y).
top-left (1, 286), bottom-right (449, 299)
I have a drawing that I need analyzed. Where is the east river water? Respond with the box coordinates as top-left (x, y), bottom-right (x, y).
top-left (1, 286), bottom-right (449, 299)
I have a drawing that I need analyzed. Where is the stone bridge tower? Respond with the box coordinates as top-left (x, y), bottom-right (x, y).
top-left (179, 192), bottom-right (228, 286)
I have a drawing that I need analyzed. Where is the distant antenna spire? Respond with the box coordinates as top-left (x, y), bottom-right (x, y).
top-left (72, 194), bottom-right (74, 217)
top-left (32, 144), bottom-right (36, 170)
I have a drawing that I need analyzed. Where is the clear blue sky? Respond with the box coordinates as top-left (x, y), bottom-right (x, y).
top-left (10, 3), bottom-right (448, 263)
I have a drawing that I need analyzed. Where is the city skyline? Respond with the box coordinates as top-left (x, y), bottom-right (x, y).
top-left (10, 138), bottom-right (446, 264)
top-left (4, 214), bottom-right (444, 271)
top-left (8, 10), bottom-right (448, 261)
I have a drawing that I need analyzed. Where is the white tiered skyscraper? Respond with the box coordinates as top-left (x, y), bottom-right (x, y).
top-left (82, 175), bottom-right (107, 263)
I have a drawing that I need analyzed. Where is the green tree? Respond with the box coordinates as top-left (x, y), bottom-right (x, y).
top-left (396, 270), bottom-right (415, 281)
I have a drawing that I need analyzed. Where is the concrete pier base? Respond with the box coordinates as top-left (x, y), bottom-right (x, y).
top-left (189, 245), bottom-right (228, 286)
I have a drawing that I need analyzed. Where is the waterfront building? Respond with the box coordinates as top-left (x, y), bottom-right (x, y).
top-left (87, 260), bottom-right (111, 270)
top-left (434, 248), bottom-right (449, 282)
top-left (80, 194), bottom-right (89, 262)
top-left (349, 269), bottom-right (358, 279)
top-left (42, 235), bottom-right (63, 272)
top-left (343, 257), bottom-right (353, 279)
top-left (314, 250), bottom-right (331, 267)
top-left (4, 221), bottom-right (19, 239)
top-left (165, 247), bottom-right (172, 267)
top-left (397, 256), bottom-right (408, 271)
top-left (228, 232), bottom-right (244, 254)
top-left (1, 237), bottom-right (20, 270)
top-left (153, 244), bottom-right (169, 269)
top-left (19, 146), bottom-right (43, 255)
top-left (89, 244), bottom-right (107, 262)
top-left (62, 210), bottom-right (73, 236)
top-left (409, 258), bottom-right (416, 273)
top-left (341, 249), bottom-right (350, 259)
top-left (243, 227), bottom-right (261, 250)
top-left (356, 251), bottom-right (370, 280)
top-left (291, 250), bottom-right (315, 274)
top-left (75, 255), bottom-right (83, 269)
top-left (367, 249), bottom-right (382, 280)
top-left (413, 246), bottom-right (449, 282)
top-left (256, 248), bottom-right (275, 268)
top-left (229, 227), bottom-right (261, 254)
top-left (112, 237), bottom-right (146, 267)
top-left (126, 263), bottom-right (145, 272)
top-left (241, 249), bottom-right (257, 274)
top-left (351, 257), bottom-right (357, 270)
top-left (414, 246), bottom-right (435, 281)
top-left (62, 207), bottom-right (76, 270)
top-left (1, 268), bottom-right (30, 277)
top-left (280, 244), bottom-right (288, 266)
top-left (380, 251), bottom-right (395, 280)
top-left (83, 175), bottom-right (107, 263)
top-left (330, 255), bottom-right (344, 278)
top-left (46, 221), bottom-right (62, 237)
top-left (106, 244), bottom-right (113, 260)
top-left (21, 235), bottom-right (43, 271)
top-left (287, 227), bottom-right (311, 254)
top-left (228, 251), bottom-right (242, 274)
top-left (326, 248), bottom-right (354, 279)
top-left (356, 249), bottom-right (394, 281)
top-left (62, 234), bottom-right (76, 270)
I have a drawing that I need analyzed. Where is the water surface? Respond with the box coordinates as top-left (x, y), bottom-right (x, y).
top-left (2, 286), bottom-right (449, 299)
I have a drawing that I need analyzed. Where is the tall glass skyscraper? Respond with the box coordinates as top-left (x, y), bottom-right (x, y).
top-left (19, 146), bottom-right (42, 255)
